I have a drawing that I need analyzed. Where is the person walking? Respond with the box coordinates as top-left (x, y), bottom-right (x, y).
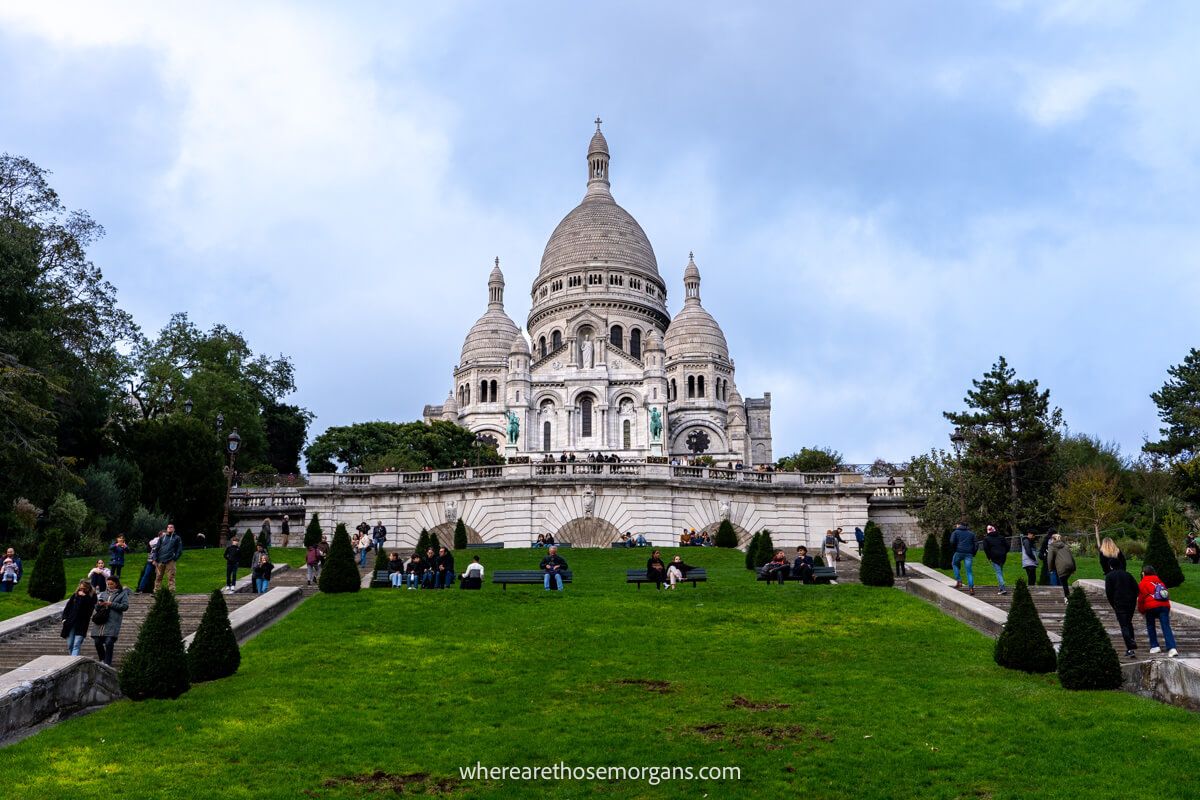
top-left (153, 523), bottom-right (183, 592)
top-left (822, 530), bottom-right (839, 567)
top-left (949, 522), bottom-right (978, 595)
top-left (891, 536), bottom-right (908, 577)
top-left (91, 576), bottom-right (130, 667)
top-left (854, 526), bottom-right (865, 554)
top-left (305, 543), bottom-right (323, 586)
top-left (372, 521), bottom-right (387, 554)
top-left (1046, 534), bottom-right (1076, 602)
top-left (1020, 531), bottom-right (1039, 585)
top-left (540, 546), bottom-right (568, 591)
top-left (356, 531), bottom-right (372, 568)
top-left (280, 515), bottom-right (291, 547)
top-left (223, 538), bottom-right (241, 588)
top-left (108, 535), bottom-right (131, 580)
top-left (1099, 538), bottom-right (1127, 574)
top-left (982, 525), bottom-right (1010, 595)
top-left (60, 581), bottom-right (97, 656)
top-left (833, 528), bottom-right (847, 561)
top-left (1138, 566), bottom-right (1178, 657)
top-left (1104, 566), bottom-right (1140, 659)
top-left (252, 551), bottom-right (274, 594)
top-left (137, 531), bottom-right (160, 594)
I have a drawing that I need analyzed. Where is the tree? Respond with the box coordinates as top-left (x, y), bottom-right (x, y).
top-left (80, 466), bottom-right (122, 536)
top-left (776, 447), bottom-right (842, 473)
top-left (944, 356), bottom-right (1063, 536)
top-left (318, 523), bottom-right (361, 593)
top-left (27, 530), bottom-right (66, 601)
top-left (262, 402), bottom-right (313, 474)
top-left (303, 513), bottom-right (322, 548)
top-left (921, 532), bottom-right (941, 568)
top-left (429, 531), bottom-right (441, 554)
top-left (745, 531), bottom-right (761, 571)
top-left (119, 587), bottom-right (190, 700)
top-left (755, 529), bottom-right (775, 568)
top-left (416, 528), bottom-right (430, 555)
top-left (129, 505), bottom-right (169, 547)
top-left (453, 518), bottom-right (468, 550)
top-left (1144, 521), bottom-right (1185, 588)
top-left (238, 530), bottom-right (255, 568)
top-left (1145, 347), bottom-right (1200, 460)
top-left (47, 492), bottom-right (87, 548)
top-left (187, 589), bottom-right (241, 683)
top-left (256, 526), bottom-right (270, 550)
top-left (858, 522), bottom-right (894, 587)
top-left (939, 527), bottom-right (954, 570)
top-left (714, 519), bottom-right (738, 548)
top-left (993, 579), bottom-right (1056, 673)
top-left (1056, 466), bottom-right (1127, 550)
top-left (1057, 586), bottom-right (1123, 690)
top-left (304, 420), bottom-right (502, 473)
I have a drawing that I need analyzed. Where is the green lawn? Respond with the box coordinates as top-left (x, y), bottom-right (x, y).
top-left (5, 548), bottom-right (1199, 799)
top-left (0, 547), bottom-right (309, 622)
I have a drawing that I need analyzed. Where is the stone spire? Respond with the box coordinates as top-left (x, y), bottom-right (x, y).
top-left (488, 256), bottom-right (505, 308)
top-left (586, 117), bottom-right (611, 196)
top-left (683, 251), bottom-right (701, 306)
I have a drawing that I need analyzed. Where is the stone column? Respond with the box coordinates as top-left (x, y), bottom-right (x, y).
top-left (600, 408), bottom-right (608, 447)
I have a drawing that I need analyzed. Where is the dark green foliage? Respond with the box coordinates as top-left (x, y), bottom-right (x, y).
top-left (238, 530), bottom-right (255, 568)
top-left (304, 513), bottom-right (322, 548)
top-left (994, 580), bottom-right (1057, 673)
top-left (859, 522), bottom-right (894, 587)
top-left (318, 523), bottom-right (361, 593)
top-left (129, 505), bottom-right (169, 547)
top-left (119, 588), bottom-right (190, 700)
top-left (745, 531), bottom-right (761, 570)
top-left (429, 531), bottom-right (441, 554)
top-left (416, 528), bottom-right (430, 555)
top-left (776, 446), bottom-right (843, 473)
top-left (373, 544), bottom-right (390, 575)
top-left (1144, 522), bottom-right (1185, 588)
top-left (256, 527), bottom-right (270, 550)
top-left (755, 530), bottom-right (775, 568)
top-left (1058, 586), bottom-right (1123, 691)
top-left (921, 532), bottom-right (941, 568)
top-left (939, 527), bottom-right (954, 569)
top-left (1038, 558), bottom-right (1051, 585)
top-left (1146, 347), bottom-right (1200, 459)
top-left (187, 590), bottom-right (241, 683)
top-left (812, 554), bottom-right (825, 567)
top-left (27, 530), bottom-right (66, 602)
top-left (453, 518), bottom-right (468, 550)
top-left (715, 519), bottom-right (738, 548)
top-left (262, 402), bottom-right (313, 474)
top-left (304, 419), bottom-right (502, 473)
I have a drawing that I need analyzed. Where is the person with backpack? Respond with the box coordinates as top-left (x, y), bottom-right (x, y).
top-left (982, 525), bottom-right (1010, 595)
top-left (305, 543), bottom-right (324, 586)
top-left (949, 522), bottom-right (978, 595)
top-left (890, 537), bottom-right (908, 577)
top-left (1104, 567), bottom-right (1140, 659)
top-left (822, 530), bottom-right (840, 567)
top-left (1046, 534), bottom-right (1076, 602)
top-left (1138, 566), bottom-right (1178, 658)
top-left (223, 538), bottom-right (241, 588)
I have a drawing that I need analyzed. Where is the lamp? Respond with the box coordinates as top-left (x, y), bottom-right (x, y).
top-left (183, 397), bottom-right (193, 415)
top-left (227, 429), bottom-right (242, 455)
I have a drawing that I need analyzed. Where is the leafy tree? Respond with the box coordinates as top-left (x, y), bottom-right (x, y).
top-left (1057, 586), bottom-right (1123, 690)
top-left (304, 420), bottom-right (502, 473)
top-left (238, 530), bottom-right (255, 568)
top-left (119, 587), bottom-right (190, 700)
top-left (921, 532), bottom-right (941, 568)
top-left (755, 529), bottom-right (775, 568)
top-left (94, 455), bottom-right (143, 533)
top-left (993, 579), bottom-right (1056, 673)
top-left (304, 513), bottom-right (322, 548)
top-left (453, 518), bottom-right (468, 550)
top-left (429, 531), bottom-right (441, 554)
top-left (1056, 466), bottom-right (1127, 550)
top-left (318, 523), bottom-right (361, 593)
top-left (1144, 521), bottom-right (1185, 588)
top-left (1145, 347), bottom-right (1200, 460)
top-left (745, 531), bottom-right (761, 571)
top-left (776, 447), bottom-right (842, 473)
top-left (27, 529), bottom-right (66, 601)
top-left (47, 492), bottom-right (88, 547)
top-left (715, 519), bottom-right (738, 548)
top-left (129, 505), bottom-right (169, 547)
top-left (859, 521), bottom-right (894, 587)
top-left (80, 466), bottom-right (122, 535)
top-left (262, 402), bottom-right (313, 474)
top-left (187, 589), bottom-right (241, 682)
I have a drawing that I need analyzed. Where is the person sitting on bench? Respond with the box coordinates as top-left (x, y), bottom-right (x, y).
top-left (792, 547), bottom-right (814, 584)
top-left (460, 555), bottom-right (484, 590)
top-left (760, 550), bottom-right (790, 584)
top-left (404, 553), bottom-right (422, 589)
top-left (435, 547), bottom-right (455, 589)
top-left (666, 555), bottom-right (696, 589)
top-left (646, 549), bottom-right (667, 585)
top-left (421, 547), bottom-right (437, 588)
top-left (534, 533), bottom-right (547, 548)
top-left (541, 546), bottom-right (568, 591)
top-left (386, 551), bottom-right (405, 587)
top-left (635, 533), bottom-right (648, 547)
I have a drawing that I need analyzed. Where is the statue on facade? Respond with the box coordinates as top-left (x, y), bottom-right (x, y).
top-left (505, 410), bottom-right (520, 445)
top-left (649, 407), bottom-right (662, 441)
top-left (445, 500), bottom-right (458, 525)
top-left (582, 485), bottom-right (595, 517)
top-left (719, 500), bottom-right (730, 521)
top-left (580, 337), bottom-right (593, 369)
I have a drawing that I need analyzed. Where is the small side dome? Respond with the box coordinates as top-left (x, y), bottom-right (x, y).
top-left (443, 390), bottom-right (459, 414)
top-left (664, 253), bottom-right (730, 362)
top-left (509, 331), bottom-right (531, 356)
top-left (644, 328), bottom-right (665, 352)
top-left (460, 258), bottom-right (520, 366)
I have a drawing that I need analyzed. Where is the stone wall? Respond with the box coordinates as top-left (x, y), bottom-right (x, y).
top-left (0, 656), bottom-right (122, 745)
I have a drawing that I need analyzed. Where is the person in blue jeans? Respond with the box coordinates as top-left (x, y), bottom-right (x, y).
top-left (61, 581), bottom-right (97, 656)
top-left (981, 525), bottom-right (1009, 595)
top-left (949, 522), bottom-right (978, 596)
top-left (541, 546), bottom-right (569, 591)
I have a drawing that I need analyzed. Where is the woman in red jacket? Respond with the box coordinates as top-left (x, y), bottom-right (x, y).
top-left (1138, 566), bottom-right (1178, 658)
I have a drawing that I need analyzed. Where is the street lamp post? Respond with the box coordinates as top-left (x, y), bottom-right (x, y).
top-left (473, 433), bottom-right (488, 467)
top-left (183, 397), bottom-right (193, 415)
top-left (950, 427), bottom-right (967, 520)
top-left (220, 429), bottom-right (242, 547)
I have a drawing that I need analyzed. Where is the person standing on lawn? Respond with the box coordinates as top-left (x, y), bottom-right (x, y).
top-left (137, 531), bottom-right (160, 594)
top-left (153, 523), bottom-right (183, 592)
top-left (891, 536), bottom-right (908, 577)
top-left (1104, 566), bottom-right (1140, 659)
top-left (2, 547), bottom-right (23, 590)
top-left (982, 525), bottom-right (1009, 595)
top-left (223, 537), bottom-right (241, 588)
top-left (540, 546), bottom-right (568, 591)
top-left (0, 556), bottom-right (17, 592)
top-left (949, 522), bottom-right (978, 596)
top-left (108, 535), bottom-right (131, 580)
top-left (60, 581), bottom-right (97, 656)
top-left (1020, 531), bottom-right (1039, 585)
top-left (1138, 566), bottom-right (1178, 658)
top-left (1046, 534), bottom-right (1076, 601)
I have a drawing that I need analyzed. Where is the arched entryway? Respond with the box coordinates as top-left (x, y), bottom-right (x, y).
top-left (696, 520), bottom-right (753, 547)
top-left (551, 517), bottom-right (622, 547)
top-left (425, 521), bottom-right (483, 550)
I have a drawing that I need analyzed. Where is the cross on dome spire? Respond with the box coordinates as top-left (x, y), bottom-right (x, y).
top-left (595, 116), bottom-right (602, 130)
top-left (586, 117), bottom-right (611, 195)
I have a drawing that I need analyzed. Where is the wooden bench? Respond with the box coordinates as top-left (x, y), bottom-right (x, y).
top-left (372, 569), bottom-right (399, 588)
top-left (466, 542), bottom-right (504, 549)
top-left (493, 569), bottom-right (574, 590)
top-left (626, 568), bottom-right (707, 589)
top-left (756, 566), bottom-right (838, 585)
top-left (529, 542), bottom-right (572, 548)
top-left (610, 541), bottom-right (652, 548)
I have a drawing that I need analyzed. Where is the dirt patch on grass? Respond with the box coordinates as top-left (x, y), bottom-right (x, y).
top-left (613, 678), bottom-right (673, 694)
top-left (727, 695), bottom-right (791, 711)
top-left (686, 722), bottom-right (833, 750)
top-left (310, 770), bottom-right (464, 795)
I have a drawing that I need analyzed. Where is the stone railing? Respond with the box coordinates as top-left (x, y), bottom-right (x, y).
top-left (230, 493), bottom-right (306, 509)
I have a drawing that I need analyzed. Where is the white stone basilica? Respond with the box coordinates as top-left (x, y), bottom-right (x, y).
top-left (423, 122), bottom-right (773, 465)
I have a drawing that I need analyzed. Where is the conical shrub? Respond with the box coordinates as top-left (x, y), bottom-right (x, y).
top-left (1144, 523), bottom-right (1185, 588)
top-left (256, 527), bottom-right (270, 550)
top-left (416, 528), bottom-right (430, 555)
top-left (318, 523), bottom-right (361, 593)
top-left (939, 527), bottom-right (955, 570)
top-left (238, 530), bottom-right (255, 568)
top-left (755, 530), bottom-right (775, 568)
top-left (373, 545), bottom-right (390, 576)
top-left (304, 513), bottom-right (322, 548)
top-left (715, 519), bottom-right (738, 548)
top-left (745, 531), bottom-right (761, 570)
top-left (187, 589), bottom-right (241, 682)
top-left (429, 531), bottom-right (441, 554)
top-left (27, 529), bottom-right (66, 602)
top-left (1057, 586), bottom-right (1123, 690)
top-left (454, 518), bottom-right (468, 550)
top-left (993, 579), bottom-right (1056, 673)
top-left (859, 522), bottom-right (894, 587)
top-left (119, 587), bottom-right (190, 700)
top-left (920, 532), bottom-right (941, 569)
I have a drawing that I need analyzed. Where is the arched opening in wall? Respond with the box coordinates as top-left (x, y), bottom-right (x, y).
top-left (579, 394), bottom-right (594, 438)
top-left (623, 419), bottom-right (631, 449)
top-left (753, 442), bottom-right (768, 463)
top-left (698, 375), bottom-right (705, 398)
top-left (539, 336), bottom-right (547, 358)
top-left (480, 380), bottom-right (487, 403)
top-left (687, 375), bottom-right (695, 398)
top-left (630, 328), bottom-right (641, 359)
top-left (543, 420), bottom-right (552, 451)
top-left (490, 380), bottom-right (498, 403)
top-left (551, 517), bottom-right (622, 547)
top-left (610, 325), bottom-right (623, 350)
top-left (465, 384), bottom-right (471, 404)
top-left (427, 521), bottom-right (483, 548)
top-left (670, 379), bottom-right (676, 401)
top-left (551, 330), bottom-right (562, 350)
top-left (697, 519), bottom-right (753, 547)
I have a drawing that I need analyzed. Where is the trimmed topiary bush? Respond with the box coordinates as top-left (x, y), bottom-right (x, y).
top-left (921, 532), bottom-right (941, 569)
top-left (187, 589), bottom-right (241, 683)
top-left (318, 523), bottom-right (361, 593)
top-left (119, 587), bottom-right (190, 700)
top-left (939, 526), bottom-right (954, 570)
top-left (27, 530), bottom-right (66, 602)
top-left (1057, 586), bottom-right (1123, 690)
top-left (859, 522), bottom-right (894, 587)
top-left (454, 518), bottom-right (468, 550)
top-left (994, 579), bottom-right (1056, 673)
top-left (745, 531), bottom-right (761, 570)
top-left (256, 526), bottom-right (270, 550)
top-left (238, 530), bottom-right (255, 568)
top-left (1144, 522), bottom-right (1185, 588)
top-left (304, 513), bottom-right (322, 548)
top-left (429, 531), bottom-right (441, 554)
top-left (416, 528), bottom-right (430, 555)
top-left (715, 519), bottom-right (738, 548)
top-left (755, 529), bottom-right (775, 568)
top-left (374, 545), bottom-right (390, 576)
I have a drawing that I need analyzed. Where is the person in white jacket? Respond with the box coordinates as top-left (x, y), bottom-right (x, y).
top-left (460, 556), bottom-right (485, 590)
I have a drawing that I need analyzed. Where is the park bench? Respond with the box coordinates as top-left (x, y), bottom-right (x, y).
top-left (493, 569), bottom-right (574, 590)
top-left (626, 568), bottom-right (707, 589)
top-left (610, 541), bottom-right (652, 548)
top-left (529, 541), bottom-right (573, 548)
top-left (467, 542), bottom-right (505, 549)
top-left (372, 569), bottom-right (395, 588)
top-left (756, 565), bottom-right (837, 585)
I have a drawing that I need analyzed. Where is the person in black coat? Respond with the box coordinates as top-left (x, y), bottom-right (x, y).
top-left (982, 526), bottom-right (1010, 595)
top-left (61, 581), bottom-right (97, 656)
top-left (1104, 567), bottom-right (1140, 658)
top-left (435, 547), bottom-right (455, 589)
top-left (223, 539), bottom-right (241, 588)
top-left (540, 547), bottom-right (568, 591)
top-left (1099, 538), bottom-right (1127, 575)
top-left (646, 550), bottom-right (667, 585)
top-left (666, 555), bottom-right (696, 589)
top-left (792, 547), bottom-right (815, 584)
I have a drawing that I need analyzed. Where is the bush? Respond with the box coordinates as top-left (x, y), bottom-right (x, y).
top-left (939, 527), bottom-right (954, 570)
top-left (119, 587), bottom-right (190, 700)
top-left (48, 492), bottom-right (88, 547)
top-left (859, 522), bottom-right (894, 587)
top-left (10, 498), bottom-right (41, 533)
top-left (454, 518), bottom-right (468, 550)
top-left (745, 531), bottom-right (761, 571)
top-left (187, 590), bottom-right (241, 683)
top-left (256, 526), bottom-right (271, 550)
top-left (429, 531), bottom-right (441, 554)
top-left (27, 530), bottom-right (66, 602)
top-left (1116, 538), bottom-right (1146, 559)
top-left (81, 466), bottom-right (122, 536)
top-left (304, 513), bottom-right (322, 548)
top-left (715, 519), bottom-right (738, 548)
top-left (994, 579), bottom-right (1056, 673)
top-left (921, 532), bottom-right (941, 568)
top-left (755, 529), bottom-right (775, 568)
top-left (238, 530), bottom-right (255, 568)
top-left (1057, 586), bottom-right (1123, 690)
top-left (374, 545), bottom-right (390, 575)
top-left (1144, 522), bottom-right (1185, 588)
top-left (416, 528), bottom-right (431, 555)
top-left (129, 505), bottom-right (170, 547)
top-left (318, 523), bottom-right (361, 593)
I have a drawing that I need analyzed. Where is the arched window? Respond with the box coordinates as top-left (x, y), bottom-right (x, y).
top-left (543, 421), bottom-right (552, 452)
top-left (698, 375), bottom-right (705, 398)
top-left (539, 336), bottom-right (546, 358)
top-left (580, 395), bottom-right (593, 438)
top-left (466, 384), bottom-right (471, 404)
top-left (630, 328), bottom-right (641, 359)
top-left (670, 378), bottom-right (677, 401)
top-left (551, 330), bottom-right (562, 350)
top-left (687, 375), bottom-right (695, 398)
top-left (490, 380), bottom-right (498, 403)
top-left (610, 325), bottom-right (623, 350)
top-left (623, 419), bottom-right (631, 449)
top-left (480, 380), bottom-right (488, 403)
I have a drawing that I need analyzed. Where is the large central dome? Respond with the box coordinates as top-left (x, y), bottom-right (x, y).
top-left (538, 194), bottom-right (660, 280)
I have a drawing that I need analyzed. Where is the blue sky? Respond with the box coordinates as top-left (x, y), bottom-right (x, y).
top-left (2, 1), bottom-right (1197, 464)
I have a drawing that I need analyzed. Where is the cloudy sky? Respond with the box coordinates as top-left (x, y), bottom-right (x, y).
top-left (2, 1), bottom-right (1196, 464)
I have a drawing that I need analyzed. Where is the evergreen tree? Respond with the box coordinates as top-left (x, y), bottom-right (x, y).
top-left (373, 543), bottom-right (390, 575)
top-left (453, 518), bottom-right (468, 550)
top-left (256, 527), bottom-right (270, 550)
top-left (939, 526), bottom-right (954, 570)
top-left (755, 529), bottom-right (775, 568)
top-left (318, 522), bottom-right (361, 593)
top-left (993, 579), bottom-right (1056, 673)
top-left (187, 589), bottom-right (241, 682)
top-left (859, 522), bottom-right (894, 587)
top-left (119, 587), bottom-right (190, 700)
top-left (238, 529), bottom-right (255, 568)
top-left (1144, 521), bottom-right (1185, 588)
top-left (303, 513), bottom-right (322, 548)
top-left (416, 528), bottom-right (430, 555)
top-left (27, 529), bottom-right (66, 602)
top-left (1057, 586), bottom-right (1123, 690)
top-left (429, 531), bottom-right (441, 554)
top-left (715, 519), bottom-right (738, 548)
top-left (920, 532), bottom-right (941, 568)
top-left (745, 531), bottom-right (762, 571)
